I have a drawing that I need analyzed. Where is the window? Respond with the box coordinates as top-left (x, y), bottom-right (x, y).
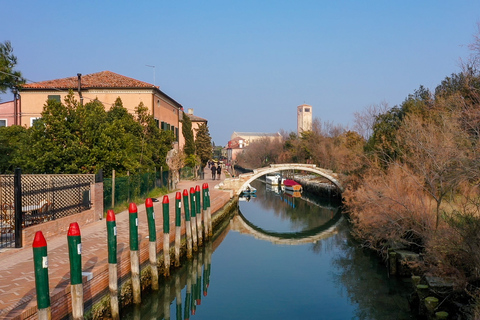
top-left (30, 117), bottom-right (41, 126)
top-left (175, 127), bottom-right (179, 141)
top-left (155, 118), bottom-right (160, 128)
top-left (47, 95), bottom-right (61, 102)
top-left (305, 108), bottom-right (310, 112)
top-left (161, 121), bottom-right (165, 130)
top-left (0, 119), bottom-right (6, 127)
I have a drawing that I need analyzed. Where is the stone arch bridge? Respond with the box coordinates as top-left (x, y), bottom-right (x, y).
top-left (218, 163), bottom-right (345, 196)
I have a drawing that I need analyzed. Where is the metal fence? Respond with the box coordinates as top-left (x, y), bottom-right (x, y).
top-left (0, 170), bottom-right (95, 248)
top-left (103, 170), bottom-right (169, 212)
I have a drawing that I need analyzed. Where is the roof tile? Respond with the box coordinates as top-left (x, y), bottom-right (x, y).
top-left (22, 71), bottom-right (157, 90)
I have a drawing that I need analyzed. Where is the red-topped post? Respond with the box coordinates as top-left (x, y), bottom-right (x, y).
top-left (33, 231), bottom-right (51, 320)
top-left (175, 192), bottom-right (182, 267)
top-left (183, 189), bottom-right (193, 258)
top-left (106, 210), bottom-right (119, 320)
top-left (195, 185), bottom-right (203, 246)
top-left (129, 203), bottom-right (141, 304)
top-left (162, 195), bottom-right (171, 277)
top-left (189, 187), bottom-right (198, 251)
top-left (67, 222), bottom-right (83, 320)
top-left (145, 198), bottom-right (159, 290)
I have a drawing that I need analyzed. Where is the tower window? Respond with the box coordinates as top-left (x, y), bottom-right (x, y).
top-left (305, 108), bottom-right (310, 112)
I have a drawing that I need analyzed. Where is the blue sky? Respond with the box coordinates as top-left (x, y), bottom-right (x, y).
top-left (2, 1), bottom-right (480, 146)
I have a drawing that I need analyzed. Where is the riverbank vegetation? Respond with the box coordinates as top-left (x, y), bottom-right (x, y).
top-left (236, 29), bottom-right (480, 317)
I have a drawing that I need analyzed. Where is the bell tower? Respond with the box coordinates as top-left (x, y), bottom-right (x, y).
top-left (297, 104), bottom-right (312, 135)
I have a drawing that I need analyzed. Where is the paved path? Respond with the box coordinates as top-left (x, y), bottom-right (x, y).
top-left (0, 172), bottom-right (232, 319)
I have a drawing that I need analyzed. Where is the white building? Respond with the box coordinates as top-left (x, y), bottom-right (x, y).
top-left (297, 104), bottom-right (312, 135)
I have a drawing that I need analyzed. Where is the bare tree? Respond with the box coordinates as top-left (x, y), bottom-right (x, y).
top-left (353, 101), bottom-right (390, 140)
top-left (397, 112), bottom-right (471, 229)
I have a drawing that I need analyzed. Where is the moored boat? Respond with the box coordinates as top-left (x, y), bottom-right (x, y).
top-left (241, 183), bottom-right (257, 195)
top-left (265, 174), bottom-right (284, 186)
top-left (283, 179), bottom-right (302, 192)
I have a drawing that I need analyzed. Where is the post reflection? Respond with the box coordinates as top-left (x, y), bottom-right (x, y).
top-left (122, 241), bottom-right (214, 319)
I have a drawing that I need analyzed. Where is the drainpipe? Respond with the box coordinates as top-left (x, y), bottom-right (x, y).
top-left (77, 73), bottom-right (83, 106)
top-left (13, 88), bottom-right (17, 125)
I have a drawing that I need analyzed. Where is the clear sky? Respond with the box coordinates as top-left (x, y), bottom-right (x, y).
top-left (2, 1), bottom-right (480, 146)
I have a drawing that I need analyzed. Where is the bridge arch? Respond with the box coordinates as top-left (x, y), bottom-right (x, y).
top-left (231, 206), bottom-right (343, 245)
top-left (220, 164), bottom-right (344, 196)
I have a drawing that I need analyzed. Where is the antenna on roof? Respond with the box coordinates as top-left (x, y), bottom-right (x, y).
top-left (145, 65), bottom-right (155, 86)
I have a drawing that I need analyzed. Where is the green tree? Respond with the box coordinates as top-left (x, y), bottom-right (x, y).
top-left (0, 41), bottom-right (24, 97)
top-left (181, 112), bottom-right (195, 157)
top-left (194, 122), bottom-right (212, 167)
top-left (0, 125), bottom-right (28, 172)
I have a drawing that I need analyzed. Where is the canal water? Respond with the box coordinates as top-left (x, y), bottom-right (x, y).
top-left (123, 179), bottom-right (415, 319)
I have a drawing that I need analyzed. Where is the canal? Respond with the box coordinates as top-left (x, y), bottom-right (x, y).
top-left (123, 179), bottom-right (415, 319)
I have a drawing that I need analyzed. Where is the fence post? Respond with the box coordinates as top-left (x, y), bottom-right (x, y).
top-left (33, 231), bottom-right (51, 320)
top-left (111, 169), bottom-right (115, 209)
top-left (14, 167), bottom-right (22, 248)
top-left (106, 210), bottom-right (119, 320)
top-left (183, 189), bottom-right (193, 259)
top-left (145, 198), bottom-right (158, 290)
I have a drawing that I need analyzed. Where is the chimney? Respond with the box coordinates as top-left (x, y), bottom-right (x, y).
top-left (187, 108), bottom-right (194, 115)
top-left (77, 73), bottom-right (83, 106)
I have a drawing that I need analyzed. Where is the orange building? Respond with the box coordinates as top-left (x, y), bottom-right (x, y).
top-left (16, 71), bottom-right (207, 150)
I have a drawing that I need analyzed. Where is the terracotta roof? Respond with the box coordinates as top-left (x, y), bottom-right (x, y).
top-left (186, 113), bottom-right (207, 122)
top-left (22, 71), bottom-right (157, 90)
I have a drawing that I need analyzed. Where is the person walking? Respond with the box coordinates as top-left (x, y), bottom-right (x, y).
top-left (216, 165), bottom-right (222, 180)
top-left (211, 163), bottom-right (216, 180)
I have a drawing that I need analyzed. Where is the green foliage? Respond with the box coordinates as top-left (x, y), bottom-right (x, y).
top-left (194, 122), bottom-right (212, 167)
top-left (1, 93), bottom-right (173, 175)
top-left (181, 112), bottom-right (195, 156)
top-left (0, 41), bottom-right (24, 96)
top-left (0, 125), bottom-right (28, 172)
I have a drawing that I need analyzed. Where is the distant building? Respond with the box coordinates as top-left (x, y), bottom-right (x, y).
top-left (297, 104), bottom-right (312, 135)
top-left (0, 100), bottom-right (16, 127)
top-left (227, 131), bottom-right (282, 163)
top-left (9, 71), bottom-right (206, 150)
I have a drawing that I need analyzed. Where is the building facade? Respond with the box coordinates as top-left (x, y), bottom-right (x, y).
top-left (14, 71), bottom-right (211, 151)
top-left (297, 104), bottom-right (312, 135)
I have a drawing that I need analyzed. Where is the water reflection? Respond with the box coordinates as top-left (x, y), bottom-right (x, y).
top-left (123, 178), bottom-right (414, 319)
top-left (122, 242), bottom-right (214, 320)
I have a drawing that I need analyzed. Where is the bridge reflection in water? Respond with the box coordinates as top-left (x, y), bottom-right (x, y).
top-left (123, 179), bottom-right (343, 319)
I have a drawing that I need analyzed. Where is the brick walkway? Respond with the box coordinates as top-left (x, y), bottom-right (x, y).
top-left (0, 173), bottom-right (233, 319)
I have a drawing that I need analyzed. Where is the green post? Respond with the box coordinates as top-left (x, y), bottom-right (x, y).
top-left (146, 198), bottom-right (157, 242)
top-left (195, 185), bottom-right (203, 245)
top-left (129, 203), bottom-right (141, 304)
top-left (68, 223), bottom-right (82, 285)
top-left (106, 210), bottom-right (119, 320)
top-left (33, 231), bottom-right (51, 319)
top-left (162, 195), bottom-right (171, 277)
top-left (106, 210), bottom-right (117, 264)
top-left (175, 192), bottom-right (182, 267)
top-left (146, 198), bottom-right (159, 290)
top-left (190, 187), bottom-right (198, 251)
top-left (162, 195), bottom-right (170, 234)
top-left (129, 203), bottom-right (139, 251)
top-left (202, 183), bottom-right (209, 239)
top-left (67, 222), bottom-right (83, 319)
top-left (183, 189), bottom-right (193, 259)
top-left (204, 183), bottom-right (212, 237)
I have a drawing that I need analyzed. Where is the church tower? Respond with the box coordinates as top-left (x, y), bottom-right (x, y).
top-left (297, 104), bottom-right (312, 136)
